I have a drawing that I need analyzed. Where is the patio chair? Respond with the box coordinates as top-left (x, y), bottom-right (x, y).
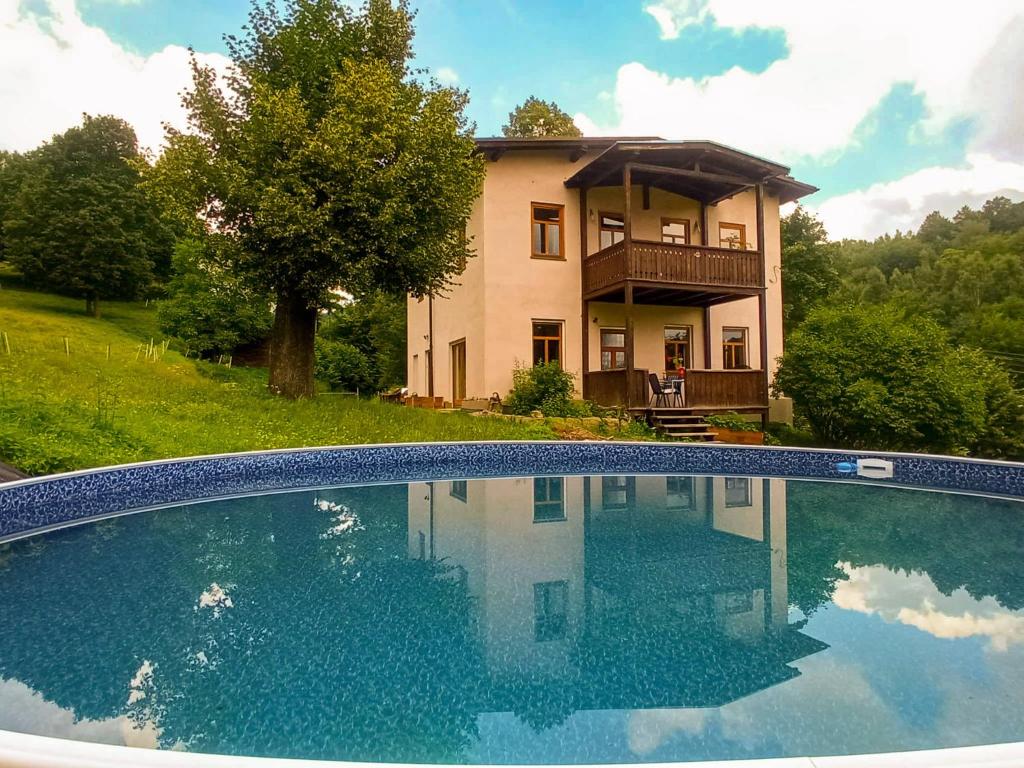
top-left (648, 372), bottom-right (682, 408)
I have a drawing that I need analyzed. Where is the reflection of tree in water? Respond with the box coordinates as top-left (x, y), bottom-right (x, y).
top-left (787, 481), bottom-right (1024, 613)
top-left (0, 485), bottom-right (486, 762)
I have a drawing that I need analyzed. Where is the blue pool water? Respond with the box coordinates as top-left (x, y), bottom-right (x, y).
top-left (0, 474), bottom-right (1023, 763)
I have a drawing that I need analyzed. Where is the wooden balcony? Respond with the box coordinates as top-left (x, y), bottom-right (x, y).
top-left (583, 240), bottom-right (763, 302)
top-left (585, 368), bottom-right (767, 411)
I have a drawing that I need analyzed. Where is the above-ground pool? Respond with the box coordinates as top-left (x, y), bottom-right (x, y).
top-left (0, 442), bottom-right (1023, 767)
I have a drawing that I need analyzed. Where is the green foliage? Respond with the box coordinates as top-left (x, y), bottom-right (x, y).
top-left (314, 337), bottom-right (374, 393)
top-left (502, 96), bottom-right (582, 138)
top-left (780, 205), bottom-right (839, 331)
top-left (156, 237), bottom-right (273, 358)
top-left (0, 288), bottom-right (559, 474)
top-left (151, 0), bottom-right (486, 396)
top-left (704, 412), bottom-right (759, 432)
top-left (317, 292), bottom-right (406, 391)
top-left (505, 362), bottom-right (590, 417)
top-left (774, 305), bottom-right (1024, 456)
top-left (1, 115), bottom-right (172, 316)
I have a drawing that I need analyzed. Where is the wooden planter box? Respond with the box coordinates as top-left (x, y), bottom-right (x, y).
top-left (712, 427), bottom-right (764, 445)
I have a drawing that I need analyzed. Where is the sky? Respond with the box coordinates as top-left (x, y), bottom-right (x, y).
top-left (1, 0), bottom-right (1023, 240)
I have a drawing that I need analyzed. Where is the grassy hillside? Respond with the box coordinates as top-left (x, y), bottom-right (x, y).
top-left (0, 287), bottom-right (559, 475)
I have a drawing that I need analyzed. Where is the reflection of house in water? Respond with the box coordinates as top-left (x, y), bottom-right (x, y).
top-left (408, 475), bottom-right (827, 724)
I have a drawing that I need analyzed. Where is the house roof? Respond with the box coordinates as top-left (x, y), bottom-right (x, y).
top-left (474, 136), bottom-right (818, 204)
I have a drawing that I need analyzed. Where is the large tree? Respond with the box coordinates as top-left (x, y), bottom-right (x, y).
top-left (779, 205), bottom-right (838, 332)
top-left (2, 116), bottom-right (169, 316)
top-left (153, 0), bottom-right (484, 398)
top-left (502, 96), bottom-right (581, 138)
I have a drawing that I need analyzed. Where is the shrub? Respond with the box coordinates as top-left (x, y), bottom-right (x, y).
top-left (774, 305), bottom-right (1024, 456)
top-left (505, 362), bottom-right (591, 417)
top-left (704, 412), bottom-right (759, 432)
top-left (314, 337), bottom-right (375, 393)
top-left (157, 238), bottom-right (272, 358)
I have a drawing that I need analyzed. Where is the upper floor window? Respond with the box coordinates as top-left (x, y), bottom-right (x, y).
top-left (599, 212), bottom-right (625, 249)
top-left (600, 328), bottom-right (625, 371)
top-left (532, 202), bottom-right (564, 259)
top-left (532, 321), bottom-right (562, 367)
top-left (719, 222), bottom-right (747, 250)
top-left (661, 218), bottom-right (690, 245)
top-left (722, 327), bottom-right (748, 369)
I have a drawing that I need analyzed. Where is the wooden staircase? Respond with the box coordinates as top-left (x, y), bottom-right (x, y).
top-left (648, 409), bottom-right (718, 441)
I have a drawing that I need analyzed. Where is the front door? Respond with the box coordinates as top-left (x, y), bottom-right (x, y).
top-left (451, 340), bottom-right (466, 405)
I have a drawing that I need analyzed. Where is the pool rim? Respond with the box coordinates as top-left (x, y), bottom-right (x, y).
top-left (1, 440), bottom-right (1023, 768)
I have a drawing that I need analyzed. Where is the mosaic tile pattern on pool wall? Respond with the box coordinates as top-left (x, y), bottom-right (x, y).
top-left (1, 442), bottom-right (1023, 541)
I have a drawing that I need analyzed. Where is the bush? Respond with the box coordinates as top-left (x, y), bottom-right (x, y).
top-left (505, 362), bottom-right (591, 417)
top-left (704, 412), bottom-right (759, 432)
top-left (314, 337), bottom-right (375, 393)
top-left (157, 238), bottom-right (272, 358)
top-left (774, 305), bottom-right (1024, 456)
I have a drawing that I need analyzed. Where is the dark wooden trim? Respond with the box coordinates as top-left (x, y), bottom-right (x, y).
top-left (722, 326), bottom-right (749, 370)
top-left (625, 284), bottom-right (635, 409)
top-left (530, 201), bottom-right (566, 260)
top-left (756, 182), bottom-right (769, 404)
top-left (700, 202), bottom-right (709, 246)
top-left (718, 221), bottom-right (748, 250)
top-left (427, 294), bottom-right (434, 397)
top-left (703, 306), bottom-right (712, 368)
top-left (579, 187), bottom-right (589, 397)
top-left (626, 161), bottom-right (755, 188)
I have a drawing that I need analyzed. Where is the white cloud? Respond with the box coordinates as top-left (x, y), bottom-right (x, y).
top-left (832, 561), bottom-right (1024, 652)
top-left (435, 66), bottom-right (459, 86)
top-left (580, 1), bottom-right (1024, 165)
top-left (812, 155), bottom-right (1024, 240)
top-left (0, 0), bottom-right (232, 153)
top-left (643, 0), bottom-right (709, 39)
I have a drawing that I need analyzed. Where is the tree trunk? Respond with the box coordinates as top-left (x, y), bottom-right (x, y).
top-left (85, 296), bottom-right (100, 318)
top-left (268, 292), bottom-right (318, 399)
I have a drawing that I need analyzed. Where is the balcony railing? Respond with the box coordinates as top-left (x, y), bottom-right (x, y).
top-left (584, 368), bottom-right (767, 410)
top-left (583, 240), bottom-right (763, 297)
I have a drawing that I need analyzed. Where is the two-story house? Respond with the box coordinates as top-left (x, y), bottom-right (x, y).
top-left (406, 137), bottom-right (816, 424)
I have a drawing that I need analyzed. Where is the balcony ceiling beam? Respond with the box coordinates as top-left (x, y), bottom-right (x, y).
top-left (626, 161), bottom-right (755, 188)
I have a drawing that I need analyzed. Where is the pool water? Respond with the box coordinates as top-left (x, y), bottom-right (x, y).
top-left (1, 474), bottom-right (1023, 763)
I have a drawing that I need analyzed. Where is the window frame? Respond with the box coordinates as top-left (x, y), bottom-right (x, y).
top-left (724, 477), bottom-right (753, 508)
top-left (719, 221), bottom-right (748, 250)
top-left (532, 320), bottom-right (563, 368)
top-left (661, 217), bottom-right (691, 246)
top-left (600, 327), bottom-right (626, 371)
top-left (598, 211), bottom-right (625, 250)
top-left (449, 480), bottom-right (468, 503)
top-left (722, 326), bottom-right (749, 370)
top-left (664, 325), bottom-right (693, 371)
top-left (531, 202), bottom-right (566, 260)
top-left (533, 477), bottom-right (566, 523)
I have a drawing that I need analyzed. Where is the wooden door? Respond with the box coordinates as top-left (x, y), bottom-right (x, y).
top-left (451, 340), bottom-right (466, 405)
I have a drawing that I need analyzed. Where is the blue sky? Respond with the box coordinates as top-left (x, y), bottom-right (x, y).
top-left (5, 0), bottom-right (1024, 238)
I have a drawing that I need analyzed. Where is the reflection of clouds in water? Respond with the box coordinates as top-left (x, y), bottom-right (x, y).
top-left (316, 498), bottom-right (365, 539)
top-left (833, 562), bottom-right (1024, 651)
top-left (0, 677), bottom-right (159, 748)
top-left (626, 708), bottom-right (708, 756)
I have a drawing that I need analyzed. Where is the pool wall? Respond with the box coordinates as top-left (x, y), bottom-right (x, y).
top-left (2, 441), bottom-right (1024, 544)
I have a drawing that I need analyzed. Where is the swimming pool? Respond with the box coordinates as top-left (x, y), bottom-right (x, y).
top-left (1, 442), bottom-right (1023, 767)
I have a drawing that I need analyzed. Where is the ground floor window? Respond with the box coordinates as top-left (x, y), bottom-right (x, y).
top-left (666, 476), bottom-right (695, 511)
top-left (600, 328), bottom-right (626, 370)
top-left (722, 327), bottom-right (748, 369)
top-left (602, 475), bottom-right (631, 510)
top-left (532, 321), bottom-right (562, 366)
top-left (664, 326), bottom-right (692, 371)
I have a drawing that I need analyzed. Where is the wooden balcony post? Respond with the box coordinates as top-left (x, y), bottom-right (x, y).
top-left (700, 201), bottom-right (709, 247)
top-left (625, 282), bottom-right (635, 409)
top-left (623, 163), bottom-right (635, 409)
top-left (703, 306), bottom-right (712, 369)
top-left (756, 182), bottom-right (769, 426)
top-left (579, 186), bottom-right (589, 398)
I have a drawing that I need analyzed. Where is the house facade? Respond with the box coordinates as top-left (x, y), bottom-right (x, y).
top-left (406, 137), bottom-right (816, 420)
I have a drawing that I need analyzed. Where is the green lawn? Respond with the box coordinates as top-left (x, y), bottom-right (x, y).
top-left (0, 287), bottom-right (564, 475)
